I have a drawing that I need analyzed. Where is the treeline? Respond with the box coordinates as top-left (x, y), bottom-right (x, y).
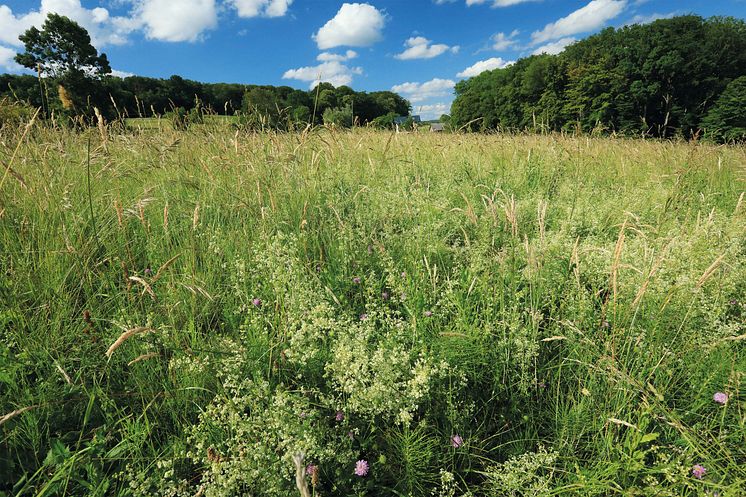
top-left (451, 16), bottom-right (746, 141)
top-left (0, 73), bottom-right (411, 127)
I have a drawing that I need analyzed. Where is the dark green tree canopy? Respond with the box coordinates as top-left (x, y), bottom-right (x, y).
top-left (15, 13), bottom-right (111, 80)
top-left (451, 15), bottom-right (746, 138)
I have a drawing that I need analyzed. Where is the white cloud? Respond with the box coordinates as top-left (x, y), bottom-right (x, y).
top-left (457, 57), bottom-right (512, 77)
top-left (626, 11), bottom-right (675, 25)
top-left (414, 102), bottom-right (451, 120)
top-left (135, 0), bottom-right (218, 42)
top-left (467, 0), bottom-right (538, 7)
top-left (230, 0), bottom-right (293, 18)
top-left (0, 1), bottom-right (137, 48)
top-left (111, 68), bottom-right (134, 78)
top-left (531, 37), bottom-right (576, 55)
top-left (313, 3), bottom-right (386, 49)
top-left (391, 78), bottom-right (455, 103)
top-left (531, 0), bottom-right (626, 44)
top-left (394, 36), bottom-right (459, 60)
top-left (0, 44), bottom-right (21, 71)
top-left (317, 50), bottom-right (358, 62)
top-left (283, 60), bottom-right (363, 88)
top-left (491, 30), bottom-right (519, 50)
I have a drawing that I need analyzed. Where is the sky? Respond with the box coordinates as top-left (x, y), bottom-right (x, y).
top-left (1, 0), bottom-right (745, 119)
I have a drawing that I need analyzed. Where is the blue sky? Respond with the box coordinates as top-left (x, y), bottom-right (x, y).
top-left (1, 0), bottom-right (745, 118)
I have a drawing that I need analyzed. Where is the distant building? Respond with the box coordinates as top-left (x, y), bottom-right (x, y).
top-left (430, 123), bottom-right (445, 132)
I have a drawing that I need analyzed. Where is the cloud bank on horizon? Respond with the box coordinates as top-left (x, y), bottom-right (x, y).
top-left (0, 0), bottom-right (740, 119)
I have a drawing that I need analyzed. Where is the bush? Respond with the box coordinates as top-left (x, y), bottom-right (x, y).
top-left (323, 106), bottom-right (353, 128)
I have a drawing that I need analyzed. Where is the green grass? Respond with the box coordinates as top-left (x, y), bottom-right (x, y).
top-left (0, 124), bottom-right (744, 496)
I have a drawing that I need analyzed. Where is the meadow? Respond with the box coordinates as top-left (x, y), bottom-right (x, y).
top-left (0, 122), bottom-right (744, 496)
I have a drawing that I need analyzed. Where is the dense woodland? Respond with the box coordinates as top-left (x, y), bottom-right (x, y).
top-left (450, 16), bottom-right (746, 141)
top-left (0, 73), bottom-right (411, 127)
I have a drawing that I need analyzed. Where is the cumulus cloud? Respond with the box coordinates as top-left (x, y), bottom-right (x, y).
top-left (414, 102), bottom-right (451, 120)
top-left (230, 0), bottom-right (293, 18)
top-left (111, 68), bottom-right (135, 78)
top-left (531, 37), bottom-right (576, 55)
top-left (394, 36), bottom-right (459, 60)
top-left (457, 57), bottom-right (512, 77)
top-left (0, 44), bottom-right (20, 71)
top-left (313, 3), bottom-right (386, 49)
top-left (0, 1), bottom-right (137, 48)
top-left (317, 50), bottom-right (358, 62)
top-left (283, 60), bottom-right (363, 88)
top-left (391, 78), bottom-right (455, 103)
top-left (135, 0), bottom-right (218, 43)
top-left (491, 30), bottom-right (519, 50)
top-left (531, 0), bottom-right (626, 44)
top-left (626, 11), bottom-right (675, 25)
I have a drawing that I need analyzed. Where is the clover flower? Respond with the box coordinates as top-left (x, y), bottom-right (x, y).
top-left (692, 464), bottom-right (706, 479)
top-left (305, 464), bottom-right (317, 476)
top-left (335, 410), bottom-right (344, 421)
top-left (252, 297), bottom-right (262, 307)
top-left (354, 459), bottom-right (369, 476)
top-left (713, 392), bottom-right (728, 405)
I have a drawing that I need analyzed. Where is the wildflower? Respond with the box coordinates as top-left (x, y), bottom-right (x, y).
top-left (401, 271), bottom-right (406, 278)
top-left (692, 464), bottom-right (706, 479)
top-left (353, 277), bottom-right (361, 284)
top-left (335, 410), bottom-right (344, 422)
top-left (382, 291), bottom-right (390, 300)
top-left (713, 392), bottom-right (728, 405)
top-left (144, 266), bottom-right (152, 277)
top-left (252, 298), bottom-right (262, 307)
top-left (450, 434), bottom-right (464, 448)
top-left (347, 430), bottom-right (355, 440)
top-left (299, 412), bottom-right (307, 419)
top-left (359, 313), bottom-right (368, 321)
top-left (424, 310), bottom-right (433, 317)
top-left (305, 464), bottom-right (317, 476)
top-left (354, 459), bottom-right (369, 476)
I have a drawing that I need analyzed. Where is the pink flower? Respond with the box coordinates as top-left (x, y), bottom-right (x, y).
top-left (692, 464), bottom-right (706, 479)
top-left (335, 410), bottom-right (344, 422)
top-left (713, 392), bottom-right (728, 405)
top-left (423, 310), bottom-right (433, 317)
top-left (305, 464), bottom-right (317, 476)
top-left (450, 434), bottom-right (464, 448)
top-left (354, 459), bottom-right (369, 476)
top-left (352, 277), bottom-right (361, 284)
top-left (252, 298), bottom-right (262, 307)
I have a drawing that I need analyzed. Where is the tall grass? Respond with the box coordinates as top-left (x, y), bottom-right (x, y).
top-left (0, 122), bottom-right (744, 496)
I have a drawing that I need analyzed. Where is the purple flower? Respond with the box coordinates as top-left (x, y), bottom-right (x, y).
top-left (713, 392), bottom-right (728, 405)
top-left (347, 430), bottom-right (355, 440)
top-left (305, 464), bottom-right (317, 476)
top-left (144, 267), bottom-right (152, 277)
top-left (359, 313), bottom-right (368, 321)
top-left (252, 298), bottom-right (262, 307)
top-left (352, 277), bottom-right (361, 284)
top-left (382, 291), bottom-right (390, 301)
top-left (354, 459), bottom-right (369, 477)
top-left (450, 434), bottom-right (464, 448)
top-left (692, 464), bottom-right (706, 479)
top-left (423, 310), bottom-right (433, 318)
top-left (299, 412), bottom-right (307, 419)
top-left (335, 410), bottom-right (344, 422)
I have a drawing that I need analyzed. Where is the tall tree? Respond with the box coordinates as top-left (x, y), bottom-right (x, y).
top-left (14, 13), bottom-right (111, 117)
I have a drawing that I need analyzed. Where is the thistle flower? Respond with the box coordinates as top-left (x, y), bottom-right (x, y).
top-left (713, 392), bottom-right (728, 405)
top-left (252, 298), bottom-right (262, 307)
top-left (692, 464), bottom-right (706, 479)
top-left (335, 410), bottom-right (344, 421)
top-left (450, 434), bottom-right (463, 448)
top-left (305, 464), bottom-right (317, 476)
top-left (354, 459), bottom-right (369, 476)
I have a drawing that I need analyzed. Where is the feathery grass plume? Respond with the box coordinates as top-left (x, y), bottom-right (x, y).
top-left (696, 254), bottom-right (725, 288)
top-left (127, 352), bottom-right (159, 366)
top-left (193, 203), bottom-right (200, 230)
top-left (292, 452), bottom-right (311, 497)
top-left (129, 276), bottom-right (155, 300)
top-left (163, 201), bottom-right (169, 232)
top-left (57, 85), bottom-right (73, 110)
top-left (152, 254), bottom-right (180, 284)
top-left (105, 326), bottom-right (153, 359)
top-left (0, 405), bottom-right (39, 427)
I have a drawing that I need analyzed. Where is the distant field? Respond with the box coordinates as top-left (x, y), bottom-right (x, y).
top-left (0, 126), bottom-right (744, 496)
